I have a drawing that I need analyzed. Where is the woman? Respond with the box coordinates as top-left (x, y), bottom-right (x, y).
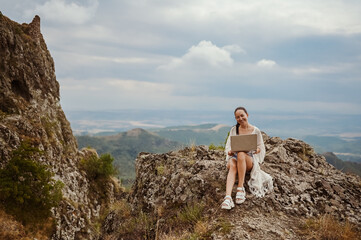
top-left (221, 107), bottom-right (273, 209)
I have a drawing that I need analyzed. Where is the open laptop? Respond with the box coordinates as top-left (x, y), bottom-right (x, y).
top-left (231, 134), bottom-right (257, 152)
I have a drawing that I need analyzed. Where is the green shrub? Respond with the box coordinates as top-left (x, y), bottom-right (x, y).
top-left (80, 153), bottom-right (118, 180)
top-left (208, 132), bottom-right (228, 151)
top-left (0, 141), bottom-right (63, 224)
top-left (208, 143), bottom-right (225, 151)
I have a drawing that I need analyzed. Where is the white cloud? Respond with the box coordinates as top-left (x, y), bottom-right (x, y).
top-left (257, 59), bottom-right (277, 68)
top-left (159, 0), bottom-right (361, 35)
top-left (52, 51), bottom-right (169, 78)
top-left (222, 44), bottom-right (246, 54)
top-left (25, 0), bottom-right (98, 24)
top-left (107, 79), bottom-right (173, 96)
top-left (338, 134), bottom-right (361, 139)
top-left (159, 40), bottom-right (236, 70)
top-left (59, 78), bottom-right (102, 91)
top-left (91, 56), bottom-right (148, 64)
top-left (289, 63), bottom-right (353, 75)
top-left (277, 1), bottom-right (361, 34)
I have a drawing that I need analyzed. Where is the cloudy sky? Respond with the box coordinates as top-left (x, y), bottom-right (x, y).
top-left (1, 0), bottom-right (361, 116)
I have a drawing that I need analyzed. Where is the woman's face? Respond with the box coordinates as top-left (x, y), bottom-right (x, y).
top-left (235, 109), bottom-right (248, 125)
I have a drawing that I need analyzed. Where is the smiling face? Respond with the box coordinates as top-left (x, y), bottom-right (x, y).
top-left (235, 109), bottom-right (249, 125)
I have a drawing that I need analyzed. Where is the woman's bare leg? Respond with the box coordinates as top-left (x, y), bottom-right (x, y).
top-left (237, 152), bottom-right (253, 187)
top-left (226, 158), bottom-right (237, 196)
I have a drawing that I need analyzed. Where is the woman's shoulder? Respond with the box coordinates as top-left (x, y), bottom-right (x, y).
top-left (228, 125), bottom-right (237, 135)
top-left (251, 125), bottom-right (261, 133)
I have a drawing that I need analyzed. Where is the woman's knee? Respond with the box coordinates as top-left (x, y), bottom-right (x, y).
top-left (237, 152), bottom-right (247, 161)
top-left (227, 159), bottom-right (237, 171)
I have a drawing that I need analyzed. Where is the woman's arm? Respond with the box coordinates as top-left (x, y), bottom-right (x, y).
top-left (225, 131), bottom-right (231, 155)
top-left (254, 127), bottom-right (266, 163)
top-left (224, 126), bottom-right (235, 156)
top-left (255, 127), bottom-right (264, 154)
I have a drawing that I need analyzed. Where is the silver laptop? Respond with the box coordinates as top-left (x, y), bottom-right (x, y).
top-left (230, 134), bottom-right (257, 152)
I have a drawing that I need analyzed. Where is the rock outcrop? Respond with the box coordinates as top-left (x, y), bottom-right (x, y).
top-left (102, 134), bottom-right (361, 239)
top-left (0, 14), bottom-right (117, 239)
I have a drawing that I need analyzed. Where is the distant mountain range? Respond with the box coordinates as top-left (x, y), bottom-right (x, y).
top-left (76, 124), bottom-right (361, 184)
top-left (322, 152), bottom-right (361, 176)
top-left (149, 123), bottom-right (230, 146)
top-left (303, 135), bottom-right (361, 163)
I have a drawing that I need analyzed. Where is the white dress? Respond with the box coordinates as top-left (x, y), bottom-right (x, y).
top-left (224, 125), bottom-right (273, 197)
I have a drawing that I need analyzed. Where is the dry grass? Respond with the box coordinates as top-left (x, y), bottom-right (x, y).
top-left (158, 219), bottom-right (227, 240)
top-left (0, 208), bottom-right (54, 240)
top-left (157, 220), bottom-right (211, 240)
top-left (110, 199), bottom-right (132, 217)
top-left (157, 203), bottom-right (233, 240)
top-left (158, 230), bottom-right (192, 240)
top-left (300, 214), bottom-right (360, 240)
top-left (105, 200), bottom-right (233, 240)
top-left (0, 209), bottom-right (27, 240)
top-left (298, 145), bottom-right (314, 162)
top-left (188, 139), bottom-right (197, 152)
top-left (194, 220), bottom-right (211, 237)
top-left (213, 218), bottom-right (233, 235)
top-left (115, 210), bottom-right (155, 239)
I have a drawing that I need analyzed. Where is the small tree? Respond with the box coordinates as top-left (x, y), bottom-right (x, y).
top-left (0, 141), bottom-right (63, 224)
top-left (80, 153), bottom-right (118, 180)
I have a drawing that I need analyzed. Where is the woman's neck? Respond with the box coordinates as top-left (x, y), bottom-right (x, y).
top-left (239, 122), bottom-right (249, 129)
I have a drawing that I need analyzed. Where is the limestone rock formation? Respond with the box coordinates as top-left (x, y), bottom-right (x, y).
top-left (102, 134), bottom-right (361, 239)
top-left (0, 14), bottom-right (117, 239)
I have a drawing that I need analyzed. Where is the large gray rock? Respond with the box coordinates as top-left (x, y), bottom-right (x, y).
top-left (130, 146), bottom-right (227, 212)
top-left (103, 134), bottom-right (361, 239)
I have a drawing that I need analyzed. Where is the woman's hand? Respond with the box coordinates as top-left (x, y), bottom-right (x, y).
top-left (255, 147), bottom-right (261, 154)
top-left (228, 150), bottom-right (234, 156)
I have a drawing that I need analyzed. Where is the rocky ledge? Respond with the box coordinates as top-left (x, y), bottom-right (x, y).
top-left (102, 134), bottom-right (361, 239)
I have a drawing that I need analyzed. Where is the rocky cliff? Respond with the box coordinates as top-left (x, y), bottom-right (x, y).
top-left (102, 134), bottom-right (361, 239)
top-left (0, 14), bottom-right (118, 239)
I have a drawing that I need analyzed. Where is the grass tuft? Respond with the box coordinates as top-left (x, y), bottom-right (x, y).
top-left (114, 209), bottom-right (155, 239)
top-left (156, 165), bottom-right (165, 176)
top-left (177, 203), bottom-right (204, 226)
top-left (188, 139), bottom-right (197, 152)
top-left (300, 214), bottom-right (359, 240)
top-left (214, 218), bottom-right (233, 235)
